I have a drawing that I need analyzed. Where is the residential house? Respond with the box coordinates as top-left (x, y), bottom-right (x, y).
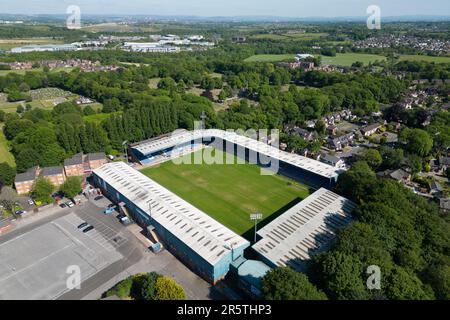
top-left (361, 123), bottom-right (382, 137)
top-left (328, 132), bottom-right (355, 151)
top-left (430, 181), bottom-right (443, 197)
top-left (86, 152), bottom-right (107, 171)
top-left (64, 153), bottom-right (85, 177)
top-left (41, 166), bottom-right (65, 186)
top-left (14, 166), bottom-right (39, 195)
top-left (438, 156), bottom-right (450, 171)
top-left (291, 127), bottom-right (318, 142)
top-left (389, 169), bottom-right (411, 183)
top-left (319, 153), bottom-right (345, 169)
top-left (439, 198), bottom-right (450, 213)
top-left (326, 125), bottom-right (337, 136)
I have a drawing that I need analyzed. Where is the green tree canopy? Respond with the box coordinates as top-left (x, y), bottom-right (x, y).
top-left (31, 177), bottom-right (54, 203)
top-left (0, 162), bottom-right (16, 186)
top-left (154, 276), bottom-right (186, 300)
top-left (261, 267), bottom-right (327, 300)
top-left (59, 176), bottom-right (82, 199)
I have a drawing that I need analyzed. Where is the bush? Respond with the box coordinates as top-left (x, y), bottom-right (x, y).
top-left (154, 276), bottom-right (186, 300)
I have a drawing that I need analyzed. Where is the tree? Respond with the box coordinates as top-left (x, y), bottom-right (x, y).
top-left (16, 148), bottom-right (41, 173)
top-left (261, 267), bottom-right (327, 300)
top-left (336, 161), bottom-right (376, 203)
top-left (31, 177), bottom-right (54, 203)
top-left (362, 149), bottom-right (382, 169)
top-left (0, 186), bottom-right (18, 212)
top-left (384, 266), bottom-right (433, 300)
top-left (59, 176), bottom-right (82, 199)
top-left (379, 146), bottom-right (404, 170)
top-left (0, 162), bottom-right (16, 186)
top-left (314, 119), bottom-right (326, 135)
top-left (83, 105), bottom-right (96, 116)
top-left (399, 128), bottom-right (433, 157)
top-left (140, 272), bottom-right (160, 300)
top-left (315, 251), bottom-right (369, 300)
top-left (154, 276), bottom-right (186, 300)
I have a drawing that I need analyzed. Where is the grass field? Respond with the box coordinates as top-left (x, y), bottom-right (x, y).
top-left (0, 38), bottom-right (64, 50)
top-left (244, 54), bottom-right (296, 63)
top-left (398, 55), bottom-right (450, 64)
top-left (0, 124), bottom-right (15, 167)
top-left (244, 53), bottom-right (386, 65)
top-left (250, 32), bottom-right (328, 41)
top-left (320, 53), bottom-right (387, 66)
top-left (141, 148), bottom-right (310, 239)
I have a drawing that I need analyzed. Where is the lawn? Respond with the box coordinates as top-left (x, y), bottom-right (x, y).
top-left (320, 53), bottom-right (387, 66)
top-left (141, 148), bottom-right (310, 239)
top-left (83, 111), bottom-right (121, 124)
top-left (244, 54), bottom-right (296, 63)
top-left (0, 124), bottom-right (15, 167)
top-left (250, 32), bottom-right (328, 41)
top-left (398, 55), bottom-right (450, 64)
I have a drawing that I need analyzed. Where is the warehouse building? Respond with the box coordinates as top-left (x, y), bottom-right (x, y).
top-left (92, 161), bottom-right (250, 284)
top-left (252, 188), bottom-right (356, 271)
top-left (130, 129), bottom-right (341, 188)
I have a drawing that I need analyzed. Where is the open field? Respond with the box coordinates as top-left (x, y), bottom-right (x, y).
top-left (398, 55), bottom-right (450, 64)
top-left (320, 53), bottom-right (387, 66)
top-left (83, 111), bottom-right (120, 124)
top-left (244, 54), bottom-right (296, 63)
top-left (0, 66), bottom-right (75, 76)
top-left (141, 148), bottom-right (310, 238)
top-left (0, 38), bottom-right (64, 50)
top-left (0, 124), bottom-right (15, 167)
top-left (82, 23), bottom-right (159, 33)
top-left (250, 32), bottom-right (328, 41)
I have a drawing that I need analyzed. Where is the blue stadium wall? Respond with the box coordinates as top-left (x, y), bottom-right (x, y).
top-left (130, 137), bottom-right (337, 189)
top-left (92, 172), bottom-right (248, 284)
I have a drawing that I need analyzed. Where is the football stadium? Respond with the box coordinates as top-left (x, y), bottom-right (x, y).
top-left (92, 129), bottom-right (355, 284)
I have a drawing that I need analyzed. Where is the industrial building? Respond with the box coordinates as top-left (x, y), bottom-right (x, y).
top-left (130, 129), bottom-right (341, 188)
top-left (92, 161), bottom-right (250, 284)
top-left (10, 44), bottom-right (78, 53)
top-left (252, 188), bottom-right (356, 271)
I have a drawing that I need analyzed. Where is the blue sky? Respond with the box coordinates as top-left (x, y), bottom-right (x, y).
top-left (0, 0), bottom-right (449, 17)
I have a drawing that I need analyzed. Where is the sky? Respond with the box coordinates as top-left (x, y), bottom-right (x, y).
top-left (0, 0), bottom-right (449, 17)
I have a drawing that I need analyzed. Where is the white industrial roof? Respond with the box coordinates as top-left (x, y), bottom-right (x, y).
top-left (93, 161), bottom-right (249, 265)
top-left (131, 129), bottom-right (341, 179)
top-left (252, 188), bottom-right (356, 270)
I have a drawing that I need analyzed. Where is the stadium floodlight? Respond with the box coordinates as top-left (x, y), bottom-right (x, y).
top-left (250, 213), bottom-right (263, 243)
top-left (122, 140), bottom-right (129, 164)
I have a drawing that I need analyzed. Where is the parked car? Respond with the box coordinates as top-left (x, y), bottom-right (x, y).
top-left (94, 196), bottom-right (104, 201)
top-left (15, 210), bottom-right (27, 215)
top-left (77, 222), bottom-right (88, 229)
top-left (59, 203), bottom-right (67, 208)
top-left (27, 199), bottom-right (34, 206)
top-left (82, 225), bottom-right (94, 233)
top-left (66, 201), bottom-right (75, 208)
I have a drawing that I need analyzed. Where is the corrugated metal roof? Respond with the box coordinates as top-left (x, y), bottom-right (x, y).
top-left (131, 129), bottom-right (341, 179)
top-left (93, 161), bottom-right (249, 266)
top-left (252, 188), bottom-right (356, 270)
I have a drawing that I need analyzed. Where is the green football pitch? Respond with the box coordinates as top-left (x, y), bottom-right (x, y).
top-left (140, 148), bottom-right (311, 240)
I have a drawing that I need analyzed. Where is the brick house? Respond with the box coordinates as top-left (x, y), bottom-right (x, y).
top-left (64, 153), bottom-right (84, 177)
top-left (40, 166), bottom-right (66, 186)
top-left (14, 166), bottom-right (39, 195)
top-left (86, 152), bottom-right (107, 171)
